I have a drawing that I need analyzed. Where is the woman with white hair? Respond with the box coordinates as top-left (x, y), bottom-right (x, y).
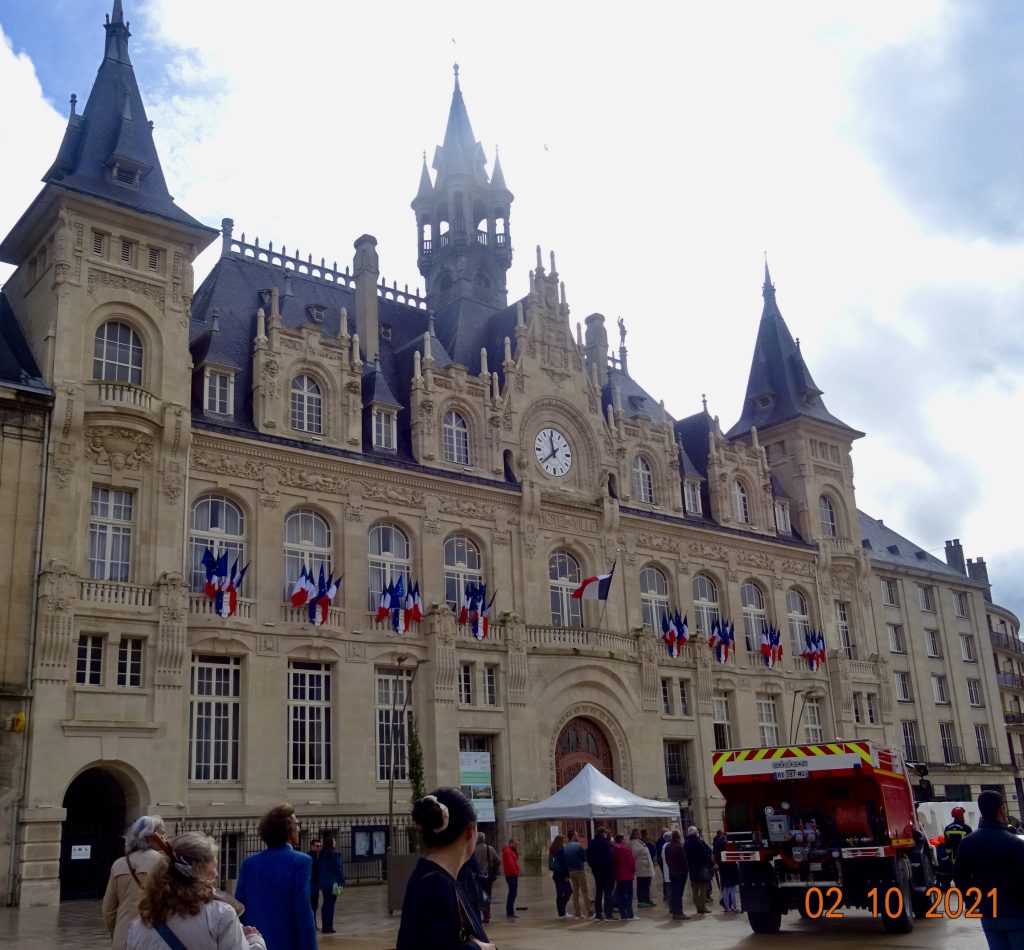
top-left (103, 815), bottom-right (167, 949)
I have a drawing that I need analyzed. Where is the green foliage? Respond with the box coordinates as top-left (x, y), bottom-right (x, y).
top-left (408, 713), bottom-right (426, 851)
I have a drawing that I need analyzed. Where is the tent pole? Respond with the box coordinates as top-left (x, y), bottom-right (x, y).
top-left (590, 818), bottom-right (595, 842)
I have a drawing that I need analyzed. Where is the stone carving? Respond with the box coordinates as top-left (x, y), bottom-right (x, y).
top-left (363, 483), bottom-right (424, 507)
top-left (440, 496), bottom-right (491, 520)
top-left (52, 441), bottom-right (76, 487)
top-left (192, 450), bottom-right (266, 481)
top-left (631, 531), bottom-right (679, 556)
top-left (85, 426), bottom-right (155, 471)
top-left (157, 572), bottom-right (189, 622)
top-left (162, 470), bottom-right (183, 501)
top-left (88, 268), bottom-right (166, 310)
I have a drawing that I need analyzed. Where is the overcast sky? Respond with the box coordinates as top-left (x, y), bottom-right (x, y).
top-left (1, 0), bottom-right (1021, 621)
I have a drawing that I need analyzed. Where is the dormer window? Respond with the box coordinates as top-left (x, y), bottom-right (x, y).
top-left (731, 479), bottom-right (751, 525)
top-left (373, 409), bottom-right (396, 451)
top-left (308, 305), bottom-right (325, 324)
top-left (115, 166), bottom-right (138, 186)
top-left (755, 395), bottom-right (774, 412)
top-left (775, 501), bottom-right (791, 535)
top-left (380, 324), bottom-right (392, 341)
top-left (684, 480), bottom-right (702, 516)
top-left (204, 368), bottom-right (234, 416)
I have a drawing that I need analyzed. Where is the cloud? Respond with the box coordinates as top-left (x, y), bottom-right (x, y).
top-left (853, 1), bottom-right (1024, 242)
top-left (989, 547), bottom-right (1024, 622)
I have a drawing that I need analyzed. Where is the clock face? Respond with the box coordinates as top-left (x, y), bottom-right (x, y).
top-left (534, 427), bottom-right (573, 477)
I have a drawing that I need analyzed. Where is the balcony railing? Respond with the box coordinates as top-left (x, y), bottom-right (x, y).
top-left (188, 594), bottom-right (254, 622)
top-left (79, 581), bottom-right (153, 608)
top-left (977, 744), bottom-right (997, 766)
top-left (525, 625), bottom-right (637, 656)
top-left (998, 671), bottom-right (1024, 692)
top-left (939, 744), bottom-right (964, 767)
top-left (90, 381), bottom-right (155, 412)
top-left (904, 743), bottom-right (928, 763)
top-left (991, 630), bottom-right (1024, 656)
top-left (1005, 712), bottom-right (1024, 726)
top-left (279, 604), bottom-right (344, 629)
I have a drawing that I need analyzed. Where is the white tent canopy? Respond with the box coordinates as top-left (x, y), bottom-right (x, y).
top-left (504, 764), bottom-right (680, 822)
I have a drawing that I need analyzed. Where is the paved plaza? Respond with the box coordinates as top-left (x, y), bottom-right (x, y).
top-left (0, 874), bottom-right (989, 949)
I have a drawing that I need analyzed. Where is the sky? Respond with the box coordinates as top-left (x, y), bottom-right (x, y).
top-left (0, 0), bottom-right (1021, 620)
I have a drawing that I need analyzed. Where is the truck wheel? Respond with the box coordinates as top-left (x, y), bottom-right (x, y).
top-left (882, 858), bottom-right (915, 934)
top-left (911, 848), bottom-right (935, 918)
top-left (748, 910), bottom-right (782, 933)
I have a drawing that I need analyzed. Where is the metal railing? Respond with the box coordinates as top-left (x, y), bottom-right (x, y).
top-left (904, 743), bottom-right (928, 763)
top-left (998, 671), bottom-right (1024, 691)
top-left (991, 630), bottom-right (1024, 655)
top-left (1004, 712), bottom-right (1024, 726)
top-left (939, 744), bottom-right (964, 767)
top-left (977, 744), bottom-right (997, 766)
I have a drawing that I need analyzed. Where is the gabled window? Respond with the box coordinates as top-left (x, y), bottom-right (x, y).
top-left (818, 495), bottom-right (837, 538)
top-left (632, 456), bottom-right (654, 504)
top-left (204, 369), bottom-right (234, 416)
top-left (549, 550), bottom-right (582, 628)
top-left (373, 409), bottom-right (396, 451)
top-left (88, 486), bottom-right (134, 581)
top-left (731, 479), bottom-right (750, 524)
top-left (442, 410), bottom-right (470, 464)
top-left (684, 480), bottom-right (702, 515)
top-left (290, 374), bottom-right (323, 434)
top-left (93, 321), bottom-right (142, 385)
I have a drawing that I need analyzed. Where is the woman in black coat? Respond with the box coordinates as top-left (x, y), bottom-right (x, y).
top-left (397, 788), bottom-right (495, 950)
top-left (315, 832), bottom-right (346, 934)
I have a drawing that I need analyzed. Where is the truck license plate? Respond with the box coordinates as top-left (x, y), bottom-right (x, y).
top-left (773, 768), bottom-right (809, 780)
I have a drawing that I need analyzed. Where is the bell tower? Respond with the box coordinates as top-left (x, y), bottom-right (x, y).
top-left (412, 66), bottom-right (513, 312)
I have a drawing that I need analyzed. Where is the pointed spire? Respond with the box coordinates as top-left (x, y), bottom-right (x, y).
top-left (762, 255), bottom-right (774, 300)
top-left (433, 63), bottom-right (486, 183)
top-left (414, 151), bottom-right (433, 203)
top-left (490, 146), bottom-right (509, 193)
top-left (104, 0), bottom-right (132, 65)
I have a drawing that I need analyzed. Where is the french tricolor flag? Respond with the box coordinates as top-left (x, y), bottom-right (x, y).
top-left (571, 562), bottom-right (616, 601)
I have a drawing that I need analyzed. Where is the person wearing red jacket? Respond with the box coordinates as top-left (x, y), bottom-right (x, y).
top-left (501, 839), bottom-right (520, 919)
top-left (611, 834), bottom-right (637, 920)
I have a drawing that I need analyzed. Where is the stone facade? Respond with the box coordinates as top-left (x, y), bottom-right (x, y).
top-left (0, 2), bottom-right (1019, 906)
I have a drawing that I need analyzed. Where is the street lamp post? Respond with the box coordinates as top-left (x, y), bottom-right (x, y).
top-left (386, 653), bottom-right (408, 873)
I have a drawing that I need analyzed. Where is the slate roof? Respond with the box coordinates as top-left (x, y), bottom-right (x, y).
top-left (39, 3), bottom-right (213, 235)
top-left (726, 264), bottom-right (861, 440)
top-left (674, 410), bottom-right (713, 479)
top-left (603, 367), bottom-right (674, 428)
top-left (0, 293), bottom-right (49, 394)
top-left (857, 510), bottom-right (979, 583)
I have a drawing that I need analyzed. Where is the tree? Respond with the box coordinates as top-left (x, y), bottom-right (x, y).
top-left (407, 712), bottom-right (426, 851)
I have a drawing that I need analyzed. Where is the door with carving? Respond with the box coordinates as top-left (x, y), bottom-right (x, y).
top-left (555, 718), bottom-right (614, 841)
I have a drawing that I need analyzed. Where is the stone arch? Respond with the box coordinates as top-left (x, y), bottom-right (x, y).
top-left (86, 296), bottom-right (167, 395)
top-left (548, 702), bottom-right (632, 794)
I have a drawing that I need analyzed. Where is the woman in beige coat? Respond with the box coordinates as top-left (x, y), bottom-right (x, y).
top-left (102, 815), bottom-right (166, 949)
top-left (629, 828), bottom-right (656, 908)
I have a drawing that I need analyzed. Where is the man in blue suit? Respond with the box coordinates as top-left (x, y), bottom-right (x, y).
top-left (236, 803), bottom-right (318, 949)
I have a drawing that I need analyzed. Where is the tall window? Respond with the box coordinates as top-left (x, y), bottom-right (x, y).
top-left (204, 369), bottom-right (233, 416)
top-left (376, 667), bottom-right (413, 781)
top-left (88, 486), bottom-right (133, 581)
top-left (76, 634), bottom-right (103, 685)
top-left (684, 481), bottom-right (702, 515)
top-left (774, 501), bottom-right (791, 535)
top-left (932, 674), bottom-right (949, 704)
top-left (712, 690), bottom-right (731, 750)
top-left (881, 578), bottom-right (899, 607)
top-left (741, 582), bottom-right (768, 652)
top-left (368, 523), bottom-right (411, 611)
top-left (442, 410), bottom-right (470, 464)
top-left (818, 495), bottom-right (837, 538)
top-left (960, 634), bottom-right (976, 662)
top-left (804, 698), bottom-right (824, 742)
top-left (952, 591), bottom-right (970, 618)
top-left (660, 678), bottom-right (673, 715)
top-left (444, 534), bottom-right (483, 612)
top-left (459, 663), bottom-right (474, 705)
top-left (664, 740), bottom-right (691, 798)
top-left (902, 720), bottom-right (922, 760)
top-left (678, 679), bottom-right (691, 716)
top-left (284, 509), bottom-right (332, 600)
top-left (692, 574), bottom-right (720, 638)
top-left (290, 375), bottom-right (323, 433)
top-left (975, 723), bottom-right (993, 764)
top-left (189, 494), bottom-right (245, 592)
top-left (925, 629), bottom-right (942, 658)
top-left (373, 409), bottom-right (396, 450)
top-left (549, 550), bottom-right (582, 627)
top-left (865, 693), bottom-right (877, 724)
top-left (632, 456), bottom-right (654, 504)
top-left (835, 601), bottom-right (854, 658)
top-left (483, 666), bottom-right (498, 706)
top-left (853, 693), bottom-right (864, 725)
top-left (117, 637), bottom-right (143, 687)
top-left (787, 588), bottom-right (811, 657)
top-left (639, 565), bottom-right (669, 633)
top-left (756, 693), bottom-right (780, 746)
top-left (731, 480), bottom-right (750, 524)
top-left (189, 655), bottom-right (241, 781)
top-left (887, 623), bottom-right (906, 654)
top-left (894, 671), bottom-right (912, 702)
top-left (939, 722), bottom-right (958, 764)
top-left (289, 661), bottom-right (332, 782)
top-left (917, 584), bottom-right (936, 612)
top-left (93, 320), bottom-right (142, 385)
top-left (967, 678), bottom-right (983, 707)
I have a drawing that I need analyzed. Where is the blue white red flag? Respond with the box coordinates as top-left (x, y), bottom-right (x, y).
top-left (290, 563), bottom-right (310, 607)
top-left (376, 580), bottom-right (393, 623)
top-left (661, 611), bottom-right (680, 658)
top-left (471, 583), bottom-right (487, 639)
top-left (677, 611), bottom-right (689, 644)
top-left (411, 582), bottom-right (423, 623)
top-left (201, 547), bottom-right (218, 598)
top-left (572, 561), bottom-right (616, 601)
top-left (391, 576), bottom-right (407, 634)
top-left (458, 583), bottom-right (474, 625)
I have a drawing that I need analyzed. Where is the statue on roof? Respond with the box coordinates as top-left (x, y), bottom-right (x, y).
top-left (617, 316), bottom-right (626, 347)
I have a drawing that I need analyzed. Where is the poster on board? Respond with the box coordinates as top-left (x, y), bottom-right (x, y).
top-left (459, 751), bottom-right (495, 823)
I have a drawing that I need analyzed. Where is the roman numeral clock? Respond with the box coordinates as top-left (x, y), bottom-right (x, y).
top-left (534, 427), bottom-right (572, 477)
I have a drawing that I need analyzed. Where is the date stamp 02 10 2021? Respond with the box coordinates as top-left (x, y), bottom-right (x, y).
top-left (803, 885), bottom-right (999, 920)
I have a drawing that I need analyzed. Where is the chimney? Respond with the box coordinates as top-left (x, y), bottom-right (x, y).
top-left (944, 539), bottom-right (966, 574)
top-left (966, 556), bottom-right (992, 602)
top-left (584, 313), bottom-right (609, 387)
top-left (353, 234), bottom-right (379, 364)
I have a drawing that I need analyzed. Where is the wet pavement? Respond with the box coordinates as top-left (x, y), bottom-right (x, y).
top-left (0, 874), bottom-right (988, 948)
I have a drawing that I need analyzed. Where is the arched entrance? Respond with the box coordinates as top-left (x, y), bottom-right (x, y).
top-left (60, 768), bottom-right (126, 900)
top-left (555, 717), bottom-right (613, 789)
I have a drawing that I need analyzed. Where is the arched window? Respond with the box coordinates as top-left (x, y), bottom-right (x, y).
top-left (639, 564), bottom-right (669, 633)
top-left (731, 479), bottom-right (750, 524)
top-left (442, 410), bottom-right (470, 465)
top-left (692, 573), bottom-right (720, 638)
top-left (368, 523), bottom-right (410, 611)
top-left (444, 533), bottom-right (483, 611)
top-left (189, 493), bottom-right (245, 592)
top-left (787, 588), bottom-right (811, 657)
top-left (290, 374), bottom-right (323, 434)
top-left (741, 581), bottom-right (769, 652)
top-left (632, 456), bottom-right (655, 504)
top-left (819, 494), bottom-right (838, 538)
top-left (549, 550), bottom-right (582, 628)
top-left (93, 320), bottom-right (142, 385)
top-left (284, 509), bottom-right (331, 600)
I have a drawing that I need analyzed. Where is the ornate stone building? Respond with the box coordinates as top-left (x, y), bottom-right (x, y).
top-left (0, 2), bottom-right (1018, 905)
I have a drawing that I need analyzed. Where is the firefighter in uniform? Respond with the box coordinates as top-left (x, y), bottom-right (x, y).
top-left (945, 807), bottom-right (974, 857)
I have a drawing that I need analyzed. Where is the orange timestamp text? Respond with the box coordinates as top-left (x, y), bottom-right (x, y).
top-left (803, 885), bottom-right (998, 919)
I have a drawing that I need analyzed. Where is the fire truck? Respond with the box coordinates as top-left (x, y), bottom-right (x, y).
top-left (712, 740), bottom-right (936, 934)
